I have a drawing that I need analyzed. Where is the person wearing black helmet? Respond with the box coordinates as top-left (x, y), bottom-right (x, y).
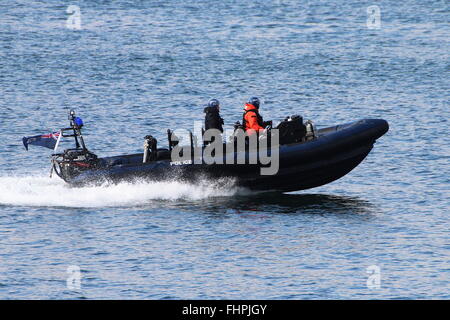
top-left (204, 99), bottom-right (224, 133)
top-left (243, 97), bottom-right (267, 135)
top-left (203, 99), bottom-right (224, 146)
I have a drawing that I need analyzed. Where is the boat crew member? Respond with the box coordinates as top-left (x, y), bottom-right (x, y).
top-left (203, 99), bottom-right (224, 146)
top-left (204, 99), bottom-right (224, 133)
top-left (243, 97), bottom-right (266, 135)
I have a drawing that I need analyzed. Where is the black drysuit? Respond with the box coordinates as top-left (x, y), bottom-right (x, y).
top-left (203, 106), bottom-right (224, 146)
top-left (204, 106), bottom-right (224, 133)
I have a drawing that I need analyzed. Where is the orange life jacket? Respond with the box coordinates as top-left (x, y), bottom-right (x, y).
top-left (243, 103), bottom-right (265, 134)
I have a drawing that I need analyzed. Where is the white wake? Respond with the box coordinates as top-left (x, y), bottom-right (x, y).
top-left (0, 174), bottom-right (239, 208)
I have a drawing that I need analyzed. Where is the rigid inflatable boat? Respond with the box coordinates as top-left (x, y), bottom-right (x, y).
top-left (50, 112), bottom-right (389, 192)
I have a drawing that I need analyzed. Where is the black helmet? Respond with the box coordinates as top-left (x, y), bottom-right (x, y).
top-left (208, 99), bottom-right (220, 109)
top-left (248, 97), bottom-right (260, 108)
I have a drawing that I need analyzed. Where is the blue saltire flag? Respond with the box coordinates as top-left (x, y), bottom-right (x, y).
top-left (22, 132), bottom-right (61, 151)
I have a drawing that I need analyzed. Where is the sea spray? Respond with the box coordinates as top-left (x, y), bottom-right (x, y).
top-left (0, 174), bottom-right (240, 208)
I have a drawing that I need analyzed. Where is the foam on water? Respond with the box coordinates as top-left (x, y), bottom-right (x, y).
top-left (0, 174), bottom-right (239, 208)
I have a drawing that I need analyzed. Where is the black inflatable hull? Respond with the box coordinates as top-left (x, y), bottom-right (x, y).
top-left (63, 119), bottom-right (389, 192)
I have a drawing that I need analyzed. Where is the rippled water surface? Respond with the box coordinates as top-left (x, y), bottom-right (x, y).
top-left (0, 0), bottom-right (449, 299)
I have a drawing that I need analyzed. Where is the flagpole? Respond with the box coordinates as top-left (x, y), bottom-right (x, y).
top-left (54, 130), bottom-right (62, 152)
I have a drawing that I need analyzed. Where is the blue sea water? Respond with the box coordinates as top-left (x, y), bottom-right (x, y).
top-left (0, 0), bottom-right (449, 299)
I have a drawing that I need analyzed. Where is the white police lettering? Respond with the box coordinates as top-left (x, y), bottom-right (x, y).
top-left (169, 159), bottom-right (192, 166)
top-left (226, 304), bottom-right (267, 316)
